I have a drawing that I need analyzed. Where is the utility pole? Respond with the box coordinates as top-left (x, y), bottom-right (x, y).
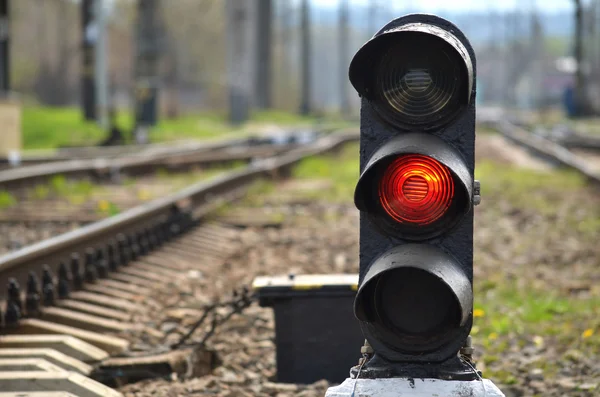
top-left (529, 0), bottom-right (543, 111)
top-left (255, 0), bottom-right (272, 109)
top-left (0, 0), bottom-right (9, 96)
top-left (573, 0), bottom-right (588, 116)
top-left (94, 0), bottom-right (109, 130)
top-left (299, 0), bottom-right (311, 115)
top-left (339, 0), bottom-right (350, 116)
top-left (134, 0), bottom-right (161, 143)
top-left (81, 0), bottom-right (96, 120)
top-left (503, 10), bottom-right (512, 107)
top-left (226, 0), bottom-right (257, 124)
top-left (279, 0), bottom-right (293, 109)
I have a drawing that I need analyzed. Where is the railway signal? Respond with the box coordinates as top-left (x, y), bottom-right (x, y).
top-left (326, 14), bottom-right (504, 396)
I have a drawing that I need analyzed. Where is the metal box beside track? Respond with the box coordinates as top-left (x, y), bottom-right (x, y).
top-left (253, 274), bottom-right (363, 385)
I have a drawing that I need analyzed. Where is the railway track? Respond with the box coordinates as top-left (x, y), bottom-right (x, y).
top-left (0, 129), bottom-right (357, 396)
top-left (0, 169), bottom-right (239, 254)
top-left (0, 133), bottom-right (314, 255)
top-left (555, 132), bottom-right (600, 151)
top-left (0, 137), bottom-right (300, 191)
top-left (0, 126), bottom-right (329, 171)
top-left (0, 139), bottom-right (240, 171)
top-left (487, 119), bottom-right (600, 185)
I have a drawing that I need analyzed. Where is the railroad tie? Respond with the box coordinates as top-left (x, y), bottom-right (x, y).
top-left (0, 334), bottom-right (108, 363)
top-left (0, 371), bottom-right (122, 397)
top-left (14, 319), bottom-right (129, 355)
top-left (68, 291), bottom-right (143, 312)
top-left (0, 348), bottom-right (92, 374)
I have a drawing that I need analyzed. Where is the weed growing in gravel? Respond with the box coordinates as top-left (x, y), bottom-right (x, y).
top-left (27, 177), bottom-right (97, 203)
top-left (239, 180), bottom-right (276, 207)
top-left (291, 143), bottom-right (359, 201)
top-left (156, 168), bottom-right (170, 178)
top-left (97, 200), bottom-right (120, 216)
top-left (49, 175), bottom-right (68, 195)
top-left (31, 185), bottom-right (50, 200)
top-left (476, 160), bottom-right (585, 202)
top-left (0, 191), bottom-right (16, 209)
top-left (473, 158), bottom-right (599, 392)
top-left (69, 180), bottom-right (94, 197)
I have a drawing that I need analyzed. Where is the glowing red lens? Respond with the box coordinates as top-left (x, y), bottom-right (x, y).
top-left (379, 155), bottom-right (454, 225)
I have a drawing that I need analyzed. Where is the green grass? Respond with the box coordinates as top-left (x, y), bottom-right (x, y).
top-left (0, 191), bottom-right (16, 209)
top-left (21, 106), bottom-right (336, 150)
top-left (476, 160), bottom-right (585, 194)
top-left (238, 180), bottom-right (277, 207)
top-left (472, 159), bottom-right (599, 385)
top-left (475, 160), bottom-right (586, 214)
top-left (474, 282), bottom-right (600, 384)
top-left (148, 112), bottom-right (233, 142)
top-left (232, 142), bottom-right (359, 207)
top-left (290, 143), bottom-right (359, 201)
top-left (473, 286), bottom-right (600, 338)
top-left (22, 107), bottom-right (111, 149)
top-left (30, 185), bottom-right (50, 200)
top-left (97, 200), bottom-right (121, 217)
top-left (27, 176), bottom-right (97, 203)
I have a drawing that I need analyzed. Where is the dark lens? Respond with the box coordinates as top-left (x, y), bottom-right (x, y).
top-left (373, 33), bottom-right (467, 128)
top-left (375, 268), bottom-right (460, 336)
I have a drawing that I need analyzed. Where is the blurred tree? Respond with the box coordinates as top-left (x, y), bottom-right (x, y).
top-left (161, 0), bottom-right (226, 112)
top-left (12, 0), bottom-right (79, 105)
top-left (572, 0), bottom-right (592, 116)
top-left (272, 0), bottom-right (300, 112)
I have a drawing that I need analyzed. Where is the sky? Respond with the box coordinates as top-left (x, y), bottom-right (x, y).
top-left (314, 0), bottom-right (574, 13)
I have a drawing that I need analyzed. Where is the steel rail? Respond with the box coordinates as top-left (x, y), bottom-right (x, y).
top-left (0, 122), bottom-right (343, 166)
top-left (0, 137), bottom-right (290, 190)
top-left (492, 120), bottom-right (600, 184)
top-left (0, 139), bottom-right (209, 165)
top-left (556, 133), bottom-right (600, 151)
top-left (0, 130), bottom-right (358, 295)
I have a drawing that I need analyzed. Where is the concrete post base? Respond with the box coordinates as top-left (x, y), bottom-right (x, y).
top-left (325, 377), bottom-right (505, 396)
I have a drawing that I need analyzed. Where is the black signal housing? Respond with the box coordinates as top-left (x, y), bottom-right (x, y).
top-left (354, 133), bottom-right (473, 240)
top-left (354, 244), bottom-right (473, 358)
top-left (351, 14), bottom-right (477, 372)
top-left (349, 17), bottom-right (474, 131)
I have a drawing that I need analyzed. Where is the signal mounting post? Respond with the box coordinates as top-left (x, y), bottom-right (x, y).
top-left (325, 14), bottom-right (505, 397)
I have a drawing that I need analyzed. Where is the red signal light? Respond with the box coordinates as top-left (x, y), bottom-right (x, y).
top-left (379, 155), bottom-right (454, 225)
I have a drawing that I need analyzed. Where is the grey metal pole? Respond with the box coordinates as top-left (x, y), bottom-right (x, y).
top-left (226, 0), bottom-right (256, 124)
top-left (95, 0), bottom-right (109, 130)
top-left (279, 0), bottom-right (293, 109)
top-left (255, 0), bottom-right (272, 109)
top-left (299, 0), bottom-right (311, 115)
